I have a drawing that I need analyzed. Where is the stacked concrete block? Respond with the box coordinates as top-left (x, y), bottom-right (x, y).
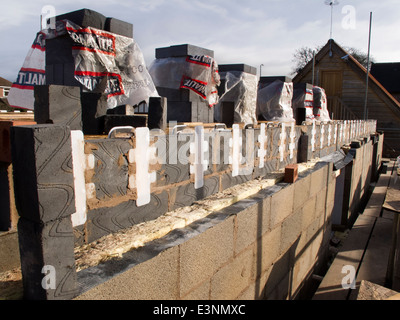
top-left (292, 83), bottom-right (313, 124)
top-left (80, 92), bottom-right (107, 135)
top-left (34, 85), bottom-right (82, 130)
top-left (75, 160), bottom-right (347, 300)
top-left (148, 97), bottom-right (167, 131)
top-left (46, 9), bottom-right (135, 135)
top-left (154, 44), bottom-right (215, 123)
top-left (259, 76), bottom-right (292, 90)
top-left (216, 64), bottom-right (257, 128)
top-left (10, 124), bottom-right (78, 300)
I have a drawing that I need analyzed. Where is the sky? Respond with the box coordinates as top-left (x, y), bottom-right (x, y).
top-left (1, 0), bottom-right (399, 82)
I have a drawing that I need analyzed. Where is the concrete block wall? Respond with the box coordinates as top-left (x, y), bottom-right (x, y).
top-left (5, 119), bottom-right (379, 299)
top-left (75, 161), bottom-right (338, 300)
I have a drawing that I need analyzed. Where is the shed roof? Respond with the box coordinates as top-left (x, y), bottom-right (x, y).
top-left (293, 39), bottom-right (400, 113)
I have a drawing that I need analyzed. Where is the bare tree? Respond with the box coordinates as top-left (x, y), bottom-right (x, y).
top-left (291, 44), bottom-right (374, 75)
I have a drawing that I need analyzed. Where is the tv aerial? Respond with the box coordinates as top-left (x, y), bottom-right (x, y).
top-left (325, 0), bottom-right (339, 39)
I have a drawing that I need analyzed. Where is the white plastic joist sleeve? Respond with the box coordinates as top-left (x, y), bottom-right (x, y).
top-left (229, 124), bottom-right (242, 177)
top-left (70, 130), bottom-right (87, 227)
top-left (257, 123), bottom-right (267, 168)
top-left (289, 121), bottom-right (296, 160)
top-left (189, 125), bottom-right (208, 189)
top-left (279, 122), bottom-right (286, 162)
top-left (311, 120), bottom-right (316, 152)
top-left (129, 127), bottom-right (156, 207)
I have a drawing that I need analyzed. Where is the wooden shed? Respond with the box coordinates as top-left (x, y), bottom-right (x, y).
top-left (293, 39), bottom-right (400, 157)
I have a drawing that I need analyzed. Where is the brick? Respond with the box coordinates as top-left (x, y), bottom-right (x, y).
top-left (17, 216), bottom-right (78, 300)
top-left (11, 124), bottom-right (75, 224)
top-left (284, 164), bottom-right (298, 183)
top-left (0, 120), bottom-right (36, 163)
top-left (155, 44), bottom-right (214, 59)
top-left (34, 85), bottom-right (82, 130)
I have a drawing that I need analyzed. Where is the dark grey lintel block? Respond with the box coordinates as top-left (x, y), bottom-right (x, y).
top-left (55, 8), bottom-right (107, 30)
top-left (86, 191), bottom-right (169, 243)
top-left (34, 85), bottom-right (82, 130)
top-left (155, 44), bottom-right (214, 59)
top-left (18, 216), bottom-right (78, 300)
top-left (104, 17), bottom-right (133, 38)
top-left (11, 124), bottom-right (75, 224)
top-left (218, 64), bottom-right (257, 75)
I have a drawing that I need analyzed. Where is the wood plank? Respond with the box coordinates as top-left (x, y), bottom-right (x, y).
top-left (313, 214), bottom-right (377, 300)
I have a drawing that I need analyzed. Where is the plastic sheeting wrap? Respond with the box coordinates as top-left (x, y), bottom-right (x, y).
top-left (256, 80), bottom-right (294, 123)
top-left (214, 71), bottom-right (258, 126)
top-left (8, 20), bottom-right (157, 110)
top-left (313, 86), bottom-right (331, 121)
top-left (292, 85), bottom-right (314, 121)
top-left (148, 55), bottom-right (220, 107)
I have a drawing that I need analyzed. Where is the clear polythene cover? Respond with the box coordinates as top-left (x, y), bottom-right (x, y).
top-left (313, 86), bottom-right (331, 121)
top-left (148, 55), bottom-right (220, 107)
top-left (256, 80), bottom-right (294, 122)
top-left (7, 20), bottom-right (157, 110)
top-left (214, 71), bottom-right (258, 126)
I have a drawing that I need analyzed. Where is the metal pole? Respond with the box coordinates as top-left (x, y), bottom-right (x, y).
top-left (364, 12), bottom-right (372, 120)
top-left (260, 64), bottom-right (264, 80)
top-left (312, 51), bottom-right (316, 86)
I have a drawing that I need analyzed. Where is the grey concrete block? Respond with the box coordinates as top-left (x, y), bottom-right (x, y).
top-left (34, 85), bottom-right (82, 130)
top-left (56, 8), bottom-right (107, 30)
top-left (219, 64), bottom-right (257, 75)
top-left (106, 105), bottom-right (135, 115)
top-left (167, 101), bottom-right (212, 123)
top-left (81, 92), bottom-right (107, 135)
top-left (103, 115), bottom-right (147, 134)
top-left (148, 97), bottom-right (167, 130)
top-left (259, 76), bottom-right (292, 90)
top-left (86, 191), bottom-right (169, 243)
top-left (170, 176), bottom-right (220, 210)
top-left (156, 87), bottom-right (203, 102)
top-left (155, 44), bottom-right (214, 59)
top-left (88, 138), bottom-right (132, 201)
top-left (11, 124), bottom-right (75, 224)
top-left (104, 17), bottom-right (133, 38)
top-left (17, 217), bottom-right (78, 300)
